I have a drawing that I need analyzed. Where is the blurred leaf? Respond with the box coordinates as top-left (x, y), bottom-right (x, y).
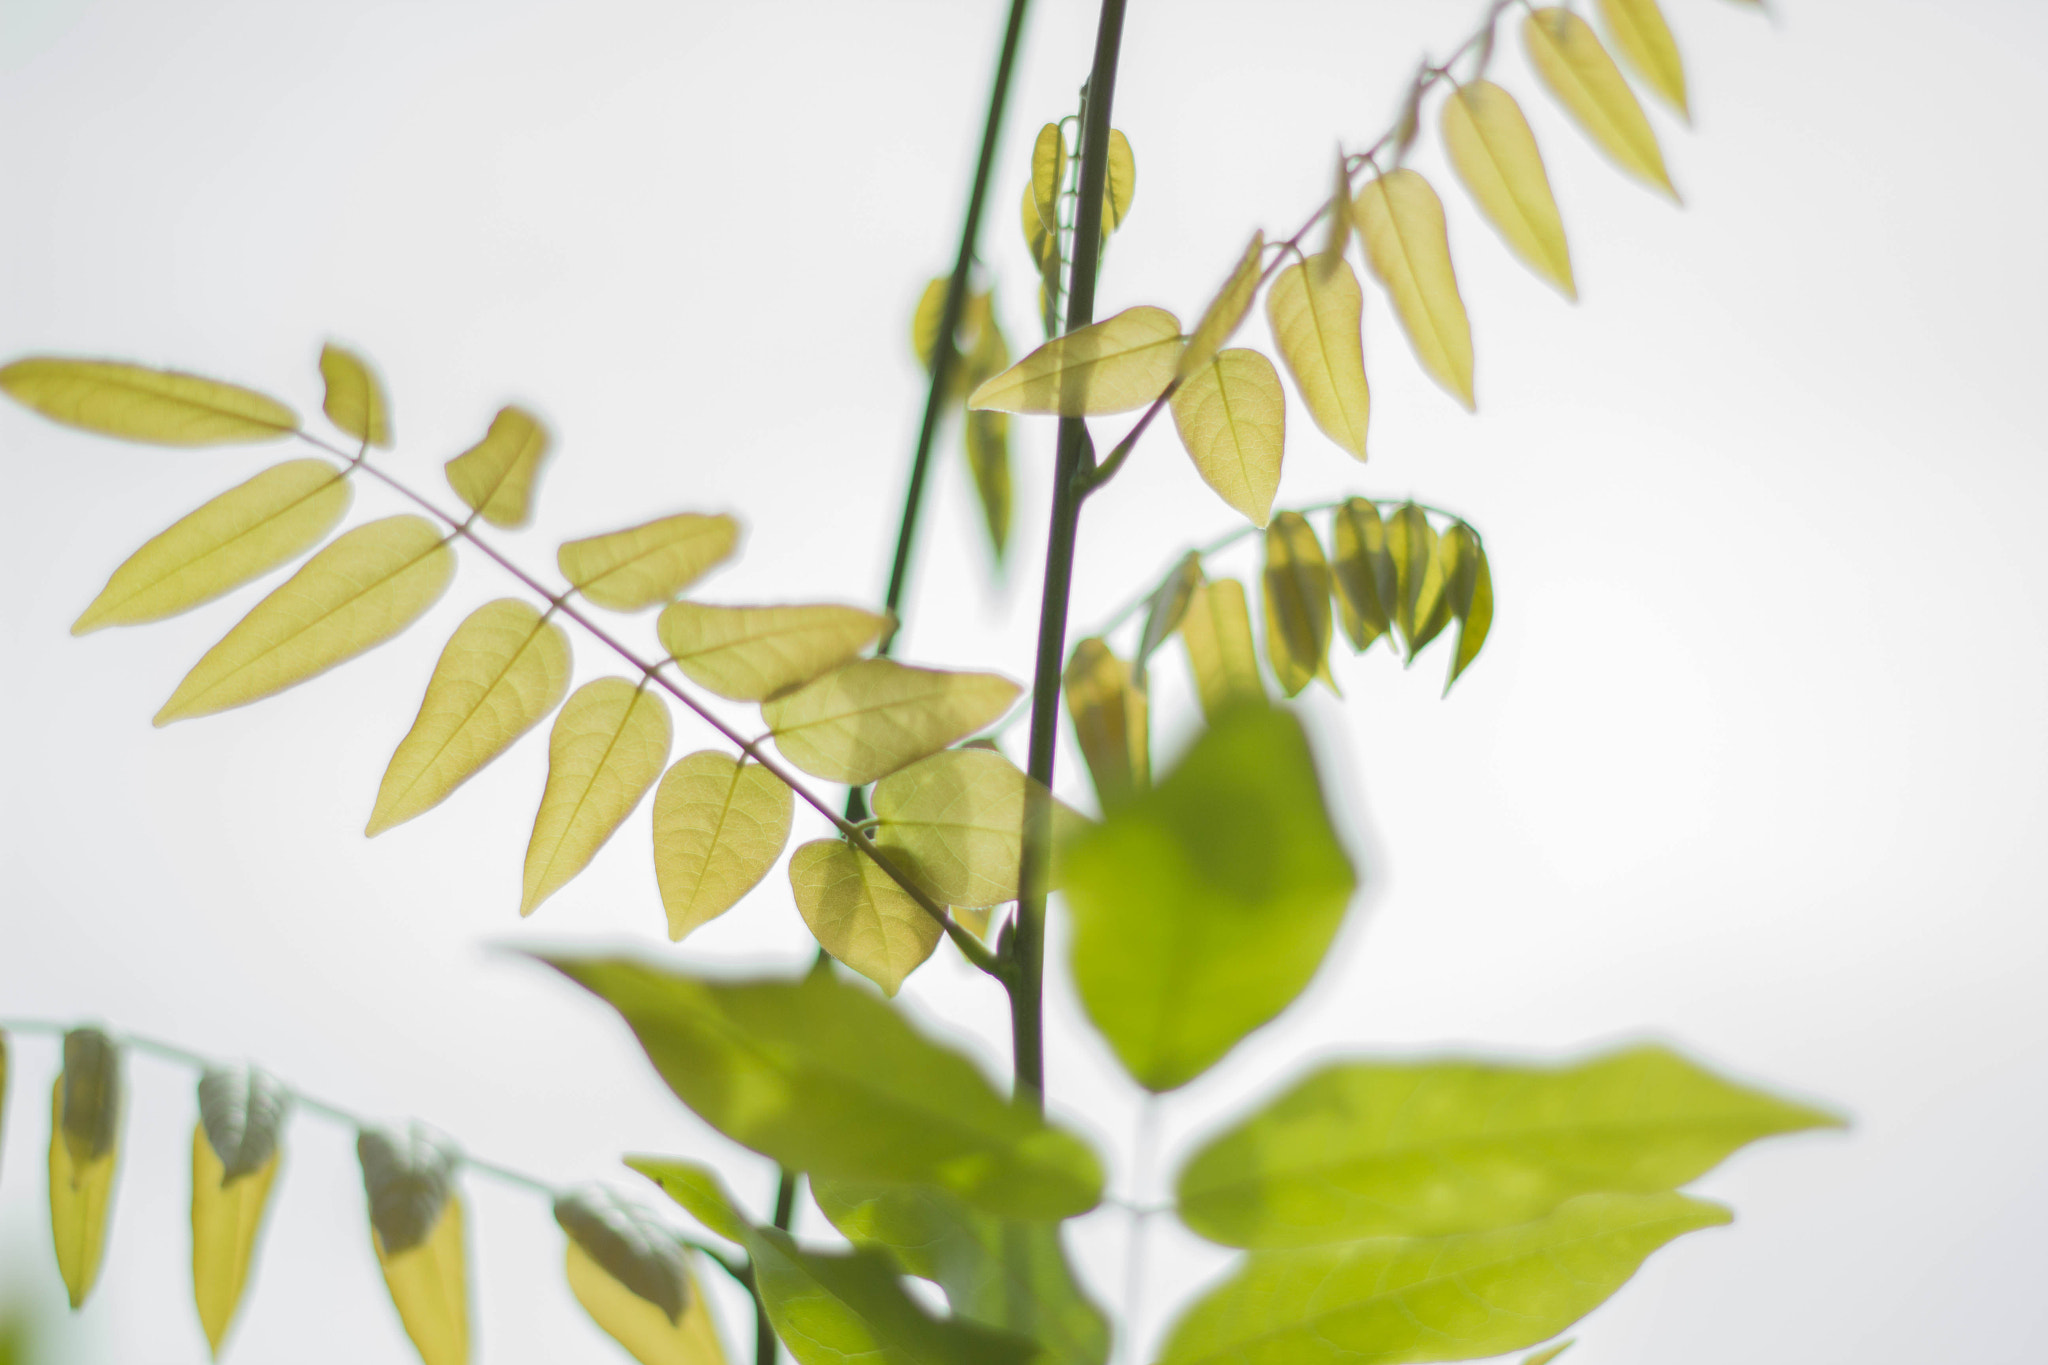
top-left (1447, 534), bottom-right (1494, 693)
top-left (964, 409), bottom-right (1013, 564)
top-left (912, 277), bottom-right (949, 370)
top-left (444, 406), bottom-right (550, 530)
top-left (658, 602), bottom-right (890, 703)
top-left (1063, 638), bottom-right (1149, 812)
top-left (191, 1124), bottom-right (280, 1356)
top-left (1524, 9), bottom-right (1678, 199)
top-left (1261, 512), bottom-right (1336, 698)
top-left (0, 356), bottom-right (297, 446)
top-left (763, 659), bottom-right (1021, 786)
top-left (1022, 185), bottom-right (1063, 334)
top-left (1441, 82), bottom-right (1577, 300)
top-left (1330, 499), bottom-right (1397, 652)
top-left (1171, 349), bottom-right (1285, 529)
top-left (1383, 503), bottom-right (1437, 653)
top-left (652, 751), bottom-right (794, 942)
top-left (967, 306), bottom-right (1182, 417)
top-left (59, 1029), bottom-right (121, 1166)
top-left (319, 343), bottom-right (392, 448)
top-left (523, 679), bottom-right (672, 915)
top-left (788, 838), bottom-right (943, 996)
top-left (554, 1188), bottom-right (690, 1324)
top-left (566, 1242), bottom-right (725, 1365)
top-left (1031, 123), bottom-right (1068, 238)
top-left (357, 1125), bottom-right (457, 1256)
top-left (1135, 552), bottom-right (1204, 683)
top-left (1178, 233), bottom-right (1266, 379)
top-left (625, 1156), bottom-right (749, 1245)
top-left (873, 747), bottom-right (1088, 905)
top-left (1180, 578), bottom-right (1264, 721)
top-left (1352, 170), bottom-right (1475, 411)
top-left (1524, 1342), bottom-right (1575, 1365)
top-left (1102, 129), bottom-right (1136, 235)
top-left (374, 1195), bottom-right (469, 1365)
top-left (49, 1033), bottom-right (124, 1309)
top-left (559, 514), bottom-right (741, 613)
top-left (1597, 0), bottom-right (1689, 119)
top-left (1266, 256), bottom-right (1371, 461)
top-left (1407, 525), bottom-right (1460, 657)
top-left (197, 1064), bottom-right (290, 1184)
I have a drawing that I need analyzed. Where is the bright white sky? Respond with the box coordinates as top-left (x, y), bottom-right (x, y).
top-left (2, 0), bottom-right (2044, 1362)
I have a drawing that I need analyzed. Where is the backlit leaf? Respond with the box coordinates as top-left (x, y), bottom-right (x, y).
top-left (1447, 534), bottom-right (1494, 693)
top-left (523, 679), bottom-right (673, 914)
top-left (1408, 525), bottom-right (1461, 657)
top-left (1331, 499), bottom-right (1397, 652)
top-left (1171, 349), bottom-right (1284, 528)
top-left (49, 1030), bottom-right (123, 1309)
top-left (1178, 232), bottom-right (1266, 380)
top-left (912, 277), bottom-right (949, 369)
top-left (763, 659), bottom-right (1021, 786)
top-left (967, 306), bottom-right (1182, 417)
top-left (196, 1064), bottom-right (290, 1185)
top-left (1063, 638), bottom-right (1149, 812)
top-left (872, 747), bottom-right (1088, 906)
top-left (964, 409), bottom-right (1012, 564)
top-left (555, 1188), bottom-right (690, 1325)
top-left (653, 751), bottom-right (794, 942)
top-left (1598, 0), bottom-right (1689, 119)
top-left (567, 1242), bottom-right (725, 1365)
top-left (1022, 186), bottom-right (1063, 331)
top-left (1261, 512), bottom-right (1335, 698)
top-left (1524, 1341), bottom-right (1576, 1365)
top-left (191, 1124), bottom-right (280, 1356)
top-left (788, 839), bottom-right (943, 996)
top-left (1031, 123), bottom-right (1067, 237)
top-left (1266, 256), bottom-right (1371, 461)
top-left (1135, 551), bottom-right (1204, 681)
top-left (375, 1198), bottom-right (469, 1365)
top-left (319, 343), bottom-right (392, 448)
top-left (358, 1125), bottom-right (456, 1257)
top-left (1102, 129), bottom-right (1136, 234)
top-left (0, 356), bottom-right (297, 446)
top-left (1441, 81), bottom-right (1577, 299)
top-left (1525, 9), bottom-right (1679, 199)
top-left (1352, 170), bottom-right (1475, 410)
top-left (559, 513), bottom-right (742, 613)
top-left (369, 599), bottom-right (574, 836)
top-left (444, 406), bottom-right (549, 530)
top-left (658, 602), bottom-right (890, 702)
top-left (1383, 503), bottom-right (1438, 652)
top-left (1180, 578), bottom-right (1264, 721)
top-left (154, 514), bottom-right (456, 725)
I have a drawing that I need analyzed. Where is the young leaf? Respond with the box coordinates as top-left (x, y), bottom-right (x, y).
top-left (154, 515), bottom-right (457, 725)
top-left (369, 599), bottom-right (574, 836)
top-left (1063, 704), bottom-right (1356, 1091)
top-left (1525, 1341), bottom-right (1576, 1365)
top-left (1021, 185), bottom-right (1063, 328)
top-left (1177, 232), bottom-right (1267, 380)
top-left (565, 1242), bottom-right (725, 1365)
top-left (788, 838), bottom-right (943, 996)
top-left (657, 602), bottom-right (890, 703)
top-left (625, 1156), bottom-right (750, 1245)
top-left (358, 1125), bottom-right (457, 1257)
top-left (319, 343), bottom-right (392, 448)
top-left (49, 1029), bottom-right (124, 1309)
top-left (375, 1198), bottom-right (469, 1365)
top-left (523, 679), bottom-right (673, 915)
top-left (871, 747), bottom-right (1088, 906)
top-left (444, 405), bottom-right (550, 530)
top-left (191, 1122), bottom-right (281, 1356)
top-left (1525, 9), bottom-right (1679, 200)
top-left (1352, 170), bottom-right (1475, 410)
top-left (558, 513), bottom-right (742, 613)
top-left (71, 458), bottom-right (352, 634)
top-left (1598, 0), bottom-right (1689, 120)
top-left (1265, 256), bottom-right (1371, 461)
top-left (964, 408), bottom-right (1013, 564)
top-left (1383, 502), bottom-right (1438, 652)
top-left (1063, 638), bottom-right (1149, 812)
top-left (1156, 1192), bottom-right (1729, 1365)
top-left (1180, 578), bottom-right (1264, 721)
top-left (1031, 122), bottom-right (1067, 237)
top-left (1261, 512), bottom-right (1337, 698)
top-left (196, 1064), bottom-right (291, 1185)
top-left (0, 357), bottom-right (297, 446)
top-left (1176, 1044), bottom-right (1844, 1248)
top-left (653, 751), bottom-right (795, 942)
top-left (1102, 128), bottom-right (1136, 234)
top-left (762, 659), bottom-right (1021, 786)
top-left (1135, 551), bottom-right (1204, 682)
top-left (1446, 533), bottom-right (1494, 692)
top-left (967, 306), bottom-right (1183, 416)
top-left (1330, 498), bottom-right (1397, 652)
top-left (912, 276), bottom-right (949, 369)
top-left (1408, 525), bottom-right (1461, 657)
top-left (1441, 81), bottom-right (1577, 300)
top-left (554, 1188), bottom-right (690, 1325)
top-left (1171, 349), bottom-right (1285, 529)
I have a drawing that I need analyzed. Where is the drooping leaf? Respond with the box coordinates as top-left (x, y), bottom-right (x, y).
top-left (1441, 81), bottom-right (1577, 299)
top-left (49, 1030), bottom-right (123, 1309)
top-left (1022, 185), bottom-right (1063, 332)
top-left (788, 838), bottom-right (943, 996)
top-left (1135, 552), bottom-right (1204, 682)
top-left (1597, 0), bottom-right (1689, 119)
top-left (1177, 1044), bottom-right (1844, 1249)
top-left (358, 1125), bottom-right (458, 1257)
top-left (543, 956), bottom-right (1104, 1219)
top-left (368, 599), bottom-right (574, 836)
top-left (657, 602), bottom-right (890, 702)
top-left (1408, 524), bottom-right (1461, 658)
top-left (554, 1188), bottom-right (691, 1325)
top-left (558, 513), bottom-right (742, 613)
top-left (912, 276), bottom-right (950, 370)
top-left (1031, 123), bottom-right (1067, 237)
top-left (1446, 533), bottom-right (1494, 693)
top-left (566, 1242), bottom-right (725, 1365)
top-left (1178, 233), bottom-right (1267, 380)
top-left (872, 747), bottom-right (1088, 906)
top-left (0, 357), bottom-right (297, 446)
top-left (1265, 256), bottom-right (1371, 461)
top-left (1525, 9), bottom-right (1679, 200)
top-left (625, 1157), bottom-right (750, 1245)
top-left (375, 1199), bottom-right (469, 1365)
top-left (1156, 1192), bottom-right (1730, 1365)
top-left (444, 406), bottom-right (549, 530)
top-left (1063, 639), bottom-right (1149, 812)
top-left (1352, 170), bottom-right (1475, 410)
top-left (1180, 578), bottom-right (1264, 721)
top-left (319, 343), bottom-right (392, 448)
top-left (967, 306), bottom-right (1183, 417)
top-left (1383, 503), bottom-right (1438, 653)
top-left (762, 659), bottom-right (1021, 786)
top-left (1524, 1341), bottom-right (1576, 1365)
top-left (1063, 705), bottom-right (1356, 1091)
top-left (154, 514), bottom-right (456, 725)
top-left (523, 679), bottom-right (673, 914)
top-left (1261, 512), bottom-right (1336, 698)
top-left (1102, 129), bottom-right (1136, 234)
top-left (964, 409), bottom-right (1013, 565)
top-left (191, 1122), bottom-right (281, 1357)
top-left (196, 1064), bottom-right (291, 1184)
top-left (652, 751), bottom-right (794, 942)
top-left (1171, 349), bottom-right (1285, 529)
top-left (1330, 499), bottom-right (1397, 652)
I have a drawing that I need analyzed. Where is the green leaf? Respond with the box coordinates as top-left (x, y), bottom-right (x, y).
top-left (1383, 503), bottom-right (1437, 654)
top-left (1523, 1341), bottom-right (1576, 1365)
top-left (625, 1156), bottom-right (750, 1245)
top-left (1030, 123), bottom-right (1067, 238)
top-left (1063, 638), bottom-right (1149, 812)
top-left (319, 343), bottom-right (393, 447)
top-left (762, 659), bottom-right (1021, 786)
top-left (445, 405), bottom-right (551, 530)
top-left (1260, 512), bottom-right (1336, 698)
top-left (1330, 499), bottom-right (1397, 653)
top-left (788, 838), bottom-right (943, 997)
top-left (559, 513), bottom-right (742, 613)
top-left (0, 356), bottom-right (298, 446)
top-left (1063, 704), bottom-right (1356, 1091)
top-left (523, 679), bottom-right (672, 915)
top-left (1102, 129), bottom-right (1136, 235)
top-left (1446, 534), bottom-right (1493, 693)
top-left (1407, 523), bottom-right (1460, 658)
top-left (872, 747), bottom-right (1088, 907)
top-left (1179, 578), bottom-right (1264, 722)
top-left (652, 751), bottom-right (795, 943)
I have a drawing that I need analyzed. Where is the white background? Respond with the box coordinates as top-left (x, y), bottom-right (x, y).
top-left (1, 0), bottom-right (2044, 1361)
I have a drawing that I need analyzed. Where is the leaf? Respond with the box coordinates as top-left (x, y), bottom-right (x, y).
top-left (319, 343), bottom-right (392, 447)
top-left (1021, 185), bottom-right (1063, 329)
top-left (912, 276), bottom-right (949, 369)
top-left (197, 1064), bottom-right (291, 1184)
top-left (375, 1198), bottom-right (469, 1365)
top-left (1180, 578), bottom-right (1264, 721)
top-left (658, 602), bottom-right (890, 703)
top-left (788, 838), bottom-right (943, 996)
top-left (1524, 1341), bottom-right (1575, 1365)
top-left (1176, 1044), bottom-right (1844, 1249)
top-left (1330, 499), bottom-right (1397, 652)
top-left (1441, 81), bottom-right (1577, 300)
top-left (154, 514), bottom-right (457, 725)
top-left (567, 1242), bottom-right (726, 1365)
top-left (1031, 122), bottom-right (1067, 237)
top-left (191, 1123), bottom-right (280, 1356)
top-left (1063, 638), bottom-right (1149, 812)
top-left (1446, 533), bottom-right (1494, 693)
top-left (1598, 0), bottom-right (1689, 119)
top-left (369, 599), bottom-right (574, 836)
top-left (543, 956), bottom-right (1104, 1219)
top-left (1383, 503), bottom-right (1438, 653)
top-left (1171, 349), bottom-right (1285, 528)
top-left (653, 751), bottom-right (795, 942)
top-left (964, 409), bottom-right (1013, 564)
top-left (1265, 256), bottom-right (1371, 461)
top-left (554, 1188), bottom-right (690, 1324)
top-left (763, 659), bottom-right (1021, 786)
top-left (1525, 9), bottom-right (1679, 200)
top-left (59, 1028), bottom-right (121, 1166)
top-left (71, 458), bottom-right (352, 634)
top-left (872, 747), bottom-right (1088, 906)
top-left (523, 678), bottom-right (673, 914)
top-left (1156, 1192), bottom-right (1729, 1365)
top-left (1178, 232), bottom-right (1266, 380)
top-left (967, 306), bottom-right (1183, 417)
top-left (444, 405), bottom-right (551, 530)
top-left (0, 356), bottom-right (297, 446)
top-left (1135, 551), bottom-right (1204, 681)
top-left (49, 1030), bottom-right (123, 1310)
top-left (1352, 170), bottom-right (1475, 410)
top-left (626, 1157), bottom-right (750, 1245)
top-left (358, 1124), bottom-right (458, 1256)
top-left (559, 513), bottom-right (742, 613)
top-left (1102, 129), bottom-right (1136, 234)
top-left (1063, 704), bottom-right (1356, 1091)
top-left (1261, 512), bottom-right (1336, 698)
top-left (1408, 525), bottom-right (1461, 658)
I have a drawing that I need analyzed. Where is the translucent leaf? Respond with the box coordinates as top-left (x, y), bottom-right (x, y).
top-left (1447, 534), bottom-right (1494, 693)
top-left (191, 1124), bottom-right (280, 1356)
top-left (1180, 578), bottom-right (1264, 721)
top-left (357, 1125), bottom-right (457, 1257)
top-left (1331, 499), bottom-right (1397, 652)
top-left (1102, 129), bottom-right (1136, 234)
top-left (1525, 9), bottom-right (1679, 200)
top-left (543, 956), bottom-right (1104, 1219)
top-left (1021, 185), bottom-right (1063, 323)
top-left (1524, 1341), bottom-right (1575, 1365)
top-left (1266, 256), bottom-right (1371, 461)
top-left (788, 839), bottom-right (943, 997)
top-left (1063, 638), bottom-right (1149, 812)
top-left (1178, 233), bottom-right (1266, 380)
top-left (626, 1157), bottom-right (750, 1245)
top-left (658, 602), bottom-right (890, 703)
top-left (197, 1064), bottom-right (291, 1184)
top-left (967, 306), bottom-right (1183, 417)
top-left (653, 751), bottom-right (794, 942)
top-left (59, 1028), bottom-right (121, 1166)
top-left (912, 276), bottom-right (949, 369)
top-left (964, 409), bottom-right (1012, 565)
top-left (49, 1030), bottom-right (123, 1310)
top-left (1383, 503), bottom-right (1438, 653)
top-left (1171, 349), bottom-right (1285, 528)
top-left (0, 357), bottom-right (297, 446)
top-left (374, 1196), bottom-right (469, 1365)
top-left (567, 1242), bottom-right (725, 1365)
top-left (762, 659), bottom-right (1021, 786)
top-left (1352, 170), bottom-right (1475, 411)
top-left (1261, 512), bottom-right (1336, 698)
top-left (1441, 82), bottom-right (1577, 300)
top-left (1031, 122), bottom-right (1067, 237)
top-left (559, 513), bottom-right (741, 613)
top-left (369, 599), bottom-right (574, 836)
top-left (1156, 1192), bottom-right (1729, 1365)
top-left (1177, 1045), bottom-right (1844, 1248)
top-left (154, 514), bottom-right (456, 725)
top-left (1136, 551), bottom-right (1204, 681)
top-left (1064, 704), bottom-right (1356, 1091)
top-left (1408, 525), bottom-right (1461, 658)
top-left (555, 1188), bottom-right (690, 1324)
top-left (523, 679), bottom-right (673, 915)
top-left (319, 343), bottom-right (392, 448)
top-left (871, 747), bottom-right (1088, 906)
top-left (444, 405), bottom-right (550, 530)
top-left (1598, 0), bottom-right (1689, 119)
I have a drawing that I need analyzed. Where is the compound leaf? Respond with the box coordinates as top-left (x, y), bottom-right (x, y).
top-left (1598, 0), bottom-right (1689, 119)
top-left (1266, 256), bottom-right (1371, 460)
top-left (1171, 349), bottom-right (1285, 529)
top-left (1063, 638), bottom-right (1149, 812)
top-left (1441, 81), bottom-right (1577, 299)
top-left (523, 679), bottom-right (673, 915)
top-left (763, 659), bottom-right (1021, 786)
top-left (658, 602), bottom-right (890, 703)
top-left (967, 306), bottom-right (1182, 417)
top-left (1178, 233), bottom-right (1266, 380)
top-left (871, 747), bottom-right (1087, 907)
top-left (1352, 170), bottom-right (1475, 410)
top-left (1180, 578), bottom-right (1264, 721)
top-left (560, 514), bottom-right (741, 613)
top-left (652, 751), bottom-right (794, 942)
top-left (0, 356), bottom-right (297, 446)
top-left (319, 343), bottom-right (392, 448)
top-left (1525, 9), bottom-right (1678, 199)
top-left (445, 406), bottom-right (550, 530)
top-left (788, 839), bottom-right (943, 997)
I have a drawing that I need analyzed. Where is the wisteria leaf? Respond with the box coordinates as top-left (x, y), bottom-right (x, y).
top-left (1266, 256), bottom-right (1371, 460)
top-left (1383, 503), bottom-right (1437, 652)
top-left (1178, 232), bottom-right (1266, 380)
top-left (191, 1123), bottom-right (281, 1356)
top-left (763, 659), bottom-right (1021, 786)
top-left (374, 1195), bottom-right (469, 1365)
top-left (872, 747), bottom-right (1089, 907)
top-left (554, 1187), bottom-right (693, 1329)
top-left (625, 1157), bottom-right (750, 1246)
top-left (1064, 638), bottom-right (1150, 812)
top-left (1261, 512), bottom-right (1336, 698)
top-left (1136, 552), bottom-right (1204, 681)
top-left (1524, 1341), bottom-right (1576, 1365)
top-left (1331, 498), bottom-right (1398, 653)
top-left (788, 838), bottom-right (943, 997)
top-left (559, 514), bottom-right (741, 613)
top-left (1171, 349), bottom-right (1285, 529)
top-left (964, 408), bottom-right (1013, 565)
top-left (652, 751), bottom-right (795, 942)
top-left (1031, 122), bottom-right (1068, 237)
top-left (1103, 129), bottom-right (1136, 234)
top-left (1180, 578), bottom-right (1264, 721)
top-left (1525, 8), bottom-right (1679, 199)
top-left (1353, 170), bottom-right (1475, 410)
top-left (750, 1229), bottom-right (1034, 1365)
top-left (445, 405), bottom-right (551, 530)
top-left (565, 1242), bottom-right (725, 1365)
top-left (319, 343), bottom-right (392, 447)
top-left (658, 602), bottom-right (890, 703)
top-left (1441, 81), bottom-right (1577, 299)
top-left (967, 306), bottom-right (1183, 416)
top-left (1447, 534), bottom-right (1494, 693)
top-left (912, 276), bottom-right (949, 370)
top-left (523, 679), bottom-right (673, 915)
top-left (0, 357), bottom-right (297, 446)
top-left (48, 1069), bottom-right (121, 1309)
top-left (1598, 0), bottom-right (1689, 120)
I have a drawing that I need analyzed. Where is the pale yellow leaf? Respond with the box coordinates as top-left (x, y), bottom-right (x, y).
top-left (964, 408), bottom-right (1013, 563)
top-left (1031, 122), bottom-right (1068, 237)
top-left (375, 1196), bottom-right (470, 1365)
top-left (559, 513), bottom-right (740, 613)
top-left (652, 751), bottom-right (794, 942)
top-left (1331, 497), bottom-right (1398, 652)
top-left (1171, 348), bottom-right (1285, 528)
top-left (1136, 552), bottom-right (1205, 679)
top-left (762, 659), bottom-right (1022, 786)
top-left (967, 306), bottom-right (1183, 416)
top-left (0, 357), bottom-right (298, 446)
top-left (191, 1126), bottom-right (280, 1358)
top-left (1181, 578), bottom-right (1263, 720)
top-left (1265, 256), bottom-right (1371, 460)
top-left (788, 838), bottom-right (942, 996)
top-left (319, 343), bottom-right (392, 448)
top-left (567, 1243), bottom-right (727, 1365)
top-left (523, 679), bottom-right (673, 915)
top-left (1179, 232), bottom-right (1267, 380)
top-left (47, 1080), bottom-right (119, 1310)
top-left (1352, 169), bottom-right (1476, 410)
top-left (872, 747), bottom-right (1088, 907)
top-left (73, 458), bottom-right (352, 634)
top-left (1063, 638), bottom-right (1149, 811)
top-left (1525, 8), bottom-right (1679, 199)
top-left (1261, 511), bottom-right (1336, 698)
top-left (657, 602), bottom-right (890, 702)
top-left (445, 406), bottom-right (550, 530)
top-left (1103, 128), bottom-right (1136, 233)
top-left (155, 515), bottom-right (456, 725)
top-left (954, 907), bottom-right (993, 941)
top-left (368, 599), bottom-right (574, 836)
top-left (912, 276), bottom-right (949, 369)
top-left (1442, 81), bottom-right (1577, 299)
top-left (1599, 0), bottom-right (1688, 119)
top-left (1022, 183), bottom-right (1059, 284)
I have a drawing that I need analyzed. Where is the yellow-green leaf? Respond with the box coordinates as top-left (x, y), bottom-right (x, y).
top-left (1022, 184), bottom-right (1062, 328)
top-left (658, 602), bottom-right (890, 703)
top-left (1171, 348), bottom-right (1285, 528)
top-left (1063, 638), bottom-right (1149, 812)
top-left (559, 513), bottom-right (741, 613)
top-left (652, 751), bottom-right (795, 942)
top-left (72, 458), bottom-right (352, 635)
top-left (1598, 0), bottom-right (1688, 119)
top-left (191, 1126), bottom-right (280, 1357)
top-left (567, 1242), bottom-right (725, 1365)
top-left (1331, 498), bottom-right (1398, 652)
top-left (319, 343), bottom-right (392, 448)
top-left (872, 747), bottom-right (1088, 907)
top-left (1525, 1341), bottom-right (1576, 1365)
top-left (1352, 170), bottom-right (1475, 411)
top-left (1031, 122), bottom-right (1067, 237)
top-left (1525, 8), bottom-right (1679, 199)
top-left (1441, 81), bottom-right (1577, 299)
top-left (48, 1043), bottom-right (123, 1312)
top-left (368, 599), bottom-right (574, 835)
top-left (1446, 529), bottom-right (1494, 693)
top-left (1410, 523), bottom-right (1462, 657)
top-left (1265, 256), bottom-right (1370, 461)
top-left (762, 659), bottom-right (1021, 786)
top-left (964, 409), bottom-right (1012, 564)
top-left (789, 838), bottom-right (943, 996)
top-left (0, 357), bottom-right (297, 446)
top-left (1102, 129), bottom-right (1136, 234)
top-left (445, 406), bottom-right (550, 530)
top-left (1181, 578), bottom-right (1264, 720)
top-left (155, 514), bottom-right (456, 725)
top-left (523, 679), bottom-right (673, 915)
top-left (376, 1196), bottom-right (469, 1365)
top-left (967, 306), bottom-right (1183, 417)
top-left (912, 276), bottom-right (949, 369)
top-left (1136, 551), bottom-right (1205, 681)
top-left (1384, 502), bottom-right (1439, 653)
top-left (1261, 512), bottom-right (1335, 698)
top-left (1178, 232), bottom-right (1266, 380)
